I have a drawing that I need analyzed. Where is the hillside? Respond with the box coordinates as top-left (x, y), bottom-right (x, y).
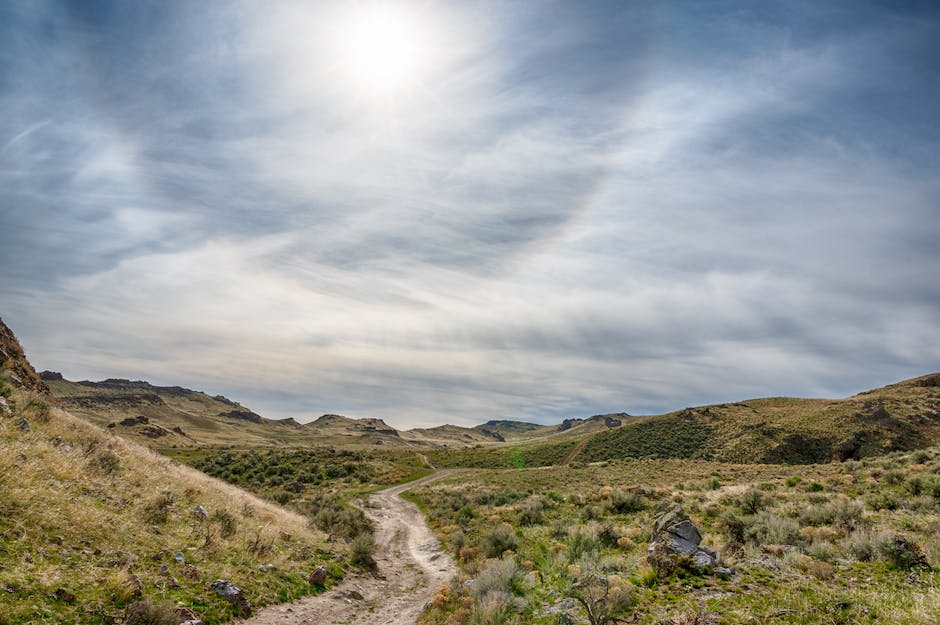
top-left (0, 319), bottom-right (342, 624)
top-left (428, 375), bottom-right (940, 468)
top-left (475, 412), bottom-right (633, 442)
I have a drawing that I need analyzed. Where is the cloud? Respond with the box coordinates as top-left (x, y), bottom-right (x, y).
top-left (1, 1), bottom-right (938, 428)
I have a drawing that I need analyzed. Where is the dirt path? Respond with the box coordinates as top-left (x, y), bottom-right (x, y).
top-left (238, 471), bottom-right (458, 625)
top-left (561, 437), bottom-right (589, 465)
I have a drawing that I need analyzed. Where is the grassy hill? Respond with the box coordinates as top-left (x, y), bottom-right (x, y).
top-left (0, 319), bottom-right (345, 625)
top-left (425, 375), bottom-right (940, 469)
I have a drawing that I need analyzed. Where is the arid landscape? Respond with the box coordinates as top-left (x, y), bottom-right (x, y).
top-left (3, 318), bottom-right (940, 625)
top-left (2, 2), bottom-right (939, 624)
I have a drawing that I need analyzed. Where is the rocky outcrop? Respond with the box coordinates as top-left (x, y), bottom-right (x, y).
top-left (647, 503), bottom-right (733, 578)
top-left (0, 318), bottom-right (51, 396)
top-left (219, 409), bottom-right (264, 424)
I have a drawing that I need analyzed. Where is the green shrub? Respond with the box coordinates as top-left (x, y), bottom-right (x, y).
top-left (608, 490), bottom-right (646, 514)
top-left (92, 451), bottom-right (121, 475)
top-left (480, 524), bottom-right (519, 558)
top-left (877, 535), bottom-right (929, 570)
top-left (806, 482), bottom-right (824, 492)
top-left (749, 511), bottom-right (800, 546)
top-left (567, 527), bottom-right (601, 561)
top-left (211, 510), bottom-right (238, 538)
top-left (142, 492), bottom-right (176, 525)
top-left (738, 489), bottom-right (766, 515)
top-left (471, 557), bottom-right (530, 601)
top-left (350, 533), bottom-right (376, 569)
top-left (785, 476), bottom-right (801, 487)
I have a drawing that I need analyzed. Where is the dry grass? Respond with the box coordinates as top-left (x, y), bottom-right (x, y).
top-left (0, 387), bottom-right (342, 625)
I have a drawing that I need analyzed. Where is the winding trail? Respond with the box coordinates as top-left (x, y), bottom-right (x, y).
top-left (239, 471), bottom-right (458, 625)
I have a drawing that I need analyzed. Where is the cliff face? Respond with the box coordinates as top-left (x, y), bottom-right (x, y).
top-left (0, 317), bottom-right (50, 396)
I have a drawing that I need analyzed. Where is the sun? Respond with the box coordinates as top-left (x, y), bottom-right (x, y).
top-left (330, 3), bottom-right (431, 99)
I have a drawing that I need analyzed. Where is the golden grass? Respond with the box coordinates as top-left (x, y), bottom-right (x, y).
top-left (0, 389), bottom-right (341, 625)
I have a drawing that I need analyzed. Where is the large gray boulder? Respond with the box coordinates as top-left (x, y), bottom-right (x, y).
top-left (648, 503), bottom-right (733, 578)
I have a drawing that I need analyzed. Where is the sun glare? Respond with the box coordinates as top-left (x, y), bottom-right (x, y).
top-left (332, 4), bottom-right (430, 99)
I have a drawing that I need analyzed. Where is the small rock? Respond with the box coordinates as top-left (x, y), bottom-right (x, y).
top-left (126, 574), bottom-right (143, 596)
top-left (0, 396), bottom-right (12, 417)
top-left (308, 566), bottom-right (328, 585)
top-left (183, 565), bottom-right (201, 581)
top-left (175, 607), bottom-right (204, 625)
top-left (341, 589), bottom-right (364, 601)
top-left (193, 505), bottom-right (208, 520)
top-left (173, 551), bottom-right (186, 564)
top-left (52, 588), bottom-right (76, 602)
top-left (160, 564), bottom-right (170, 575)
top-left (211, 580), bottom-right (251, 617)
top-left (17, 418), bottom-right (29, 432)
top-left (258, 564), bottom-right (273, 572)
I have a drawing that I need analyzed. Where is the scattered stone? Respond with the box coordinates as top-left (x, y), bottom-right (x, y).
top-left (308, 566), bottom-right (328, 585)
top-left (211, 580), bottom-right (251, 616)
top-left (183, 565), bottom-right (201, 580)
top-left (648, 503), bottom-right (732, 578)
top-left (175, 607), bottom-right (204, 625)
top-left (193, 505), bottom-right (208, 520)
top-left (173, 551), bottom-right (186, 564)
top-left (52, 588), bottom-right (76, 602)
top-left (126, 574), bottom-right (143, 597)
top-left (0, 396), bottom-right (12, 417)
top-left (341, 589), bottom-right (364, 601)
top-left (119, 415), bottom-right (149, 427)
top-left (17, 418), bottom-right (29, 432)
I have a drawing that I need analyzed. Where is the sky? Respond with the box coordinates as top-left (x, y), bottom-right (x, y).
top-left (1, 0), bottom-right (938, 428)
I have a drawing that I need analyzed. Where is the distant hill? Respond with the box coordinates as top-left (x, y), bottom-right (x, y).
top-left (474, 413), bottom-right (633, 441)
top-left (43, 374), bottom-right (503, 449)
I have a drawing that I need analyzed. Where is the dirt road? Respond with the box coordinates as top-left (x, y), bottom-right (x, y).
top-left (239, 471), bottom-right (457, 625)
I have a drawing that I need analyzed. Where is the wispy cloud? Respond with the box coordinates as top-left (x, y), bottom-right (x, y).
top-left (1, 1), bottom-right (938, 427)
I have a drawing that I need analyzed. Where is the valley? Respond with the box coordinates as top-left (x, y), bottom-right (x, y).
top-left (2, 317), bottom-right (939, 625)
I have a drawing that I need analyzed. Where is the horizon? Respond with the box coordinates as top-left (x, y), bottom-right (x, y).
top-left (2, 1), bottom-right (939, 429)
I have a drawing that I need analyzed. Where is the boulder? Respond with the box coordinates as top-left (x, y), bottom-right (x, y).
top-left (193, 505), bottom-right (208, 520)
top-left (0, 396), bottom-right (11, 417)
top-left (175, 607), bottom-right (204, 625)
top-left (648, 503), bottom-right (732, 577)
top-left (211, 580), bottom-right (251, 616)
top-left (308, 566), bottom-right (328, 585)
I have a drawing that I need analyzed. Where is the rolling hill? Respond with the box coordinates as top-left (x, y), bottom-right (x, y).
top-left (427, 374), bottom-right (940, 468)
top-left (43, 373), bottom-right (502, 449)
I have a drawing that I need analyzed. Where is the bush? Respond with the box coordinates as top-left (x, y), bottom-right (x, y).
top-left (92, 451), bottom-right (121, 475)
top-left (471, 558), bottom-right (529, 601)
top-left (211, 509), bottom-right (238, 538)
top-left (608, 490), bottom-right (646, 514)
top-left (350, 533), bottom-right (376, 570)
top-left (142, 493), bottom-right (176, 525)
top-left (480, 524), bottom-right (519, 558)
top-left (718, 511), bottom-right (751, 548)
top-left (866, 492), bottom-right (900, 511)
top-left (877, 535), bottom-right (929, 570)
top-left (738, 489), bottom-right (766, 515)
top-left (518, 496), bottom-right (544, 525)
top-left (567, 527), bottom-right (601, 561)
top-left (748, 511), bottom-right (800, 546)
top-left (124, 598), bottom-right (177, 625)
top-left (806, 482), bottom-right (824, 492)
